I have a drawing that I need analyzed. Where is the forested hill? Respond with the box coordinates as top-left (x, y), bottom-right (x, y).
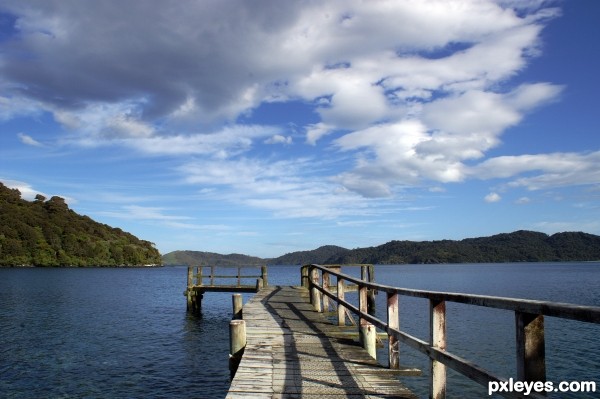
top-left (162, 250), bottom-right (264, 267)
top-left (327, 230), bottom-right (600, 264)
top-left (163, 231), bottom-right (600, 266)
top-left (0, 183), bottom-right (162, 266)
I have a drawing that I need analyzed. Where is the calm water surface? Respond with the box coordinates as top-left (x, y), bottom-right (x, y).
top-left (0, 263), bottom-right (598, 398)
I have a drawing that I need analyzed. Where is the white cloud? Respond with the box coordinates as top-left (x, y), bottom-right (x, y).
top-left (264, 134), bottom-right (292, 145)
top-left (516, 197), bottom-right (531, 204)
top-left (3, 0), bottom-right (590, 211)
top-left (179, 157), bottom-right (373, 219)
top-left (306, 123), bottom-right (334, 145)
top-left (470, 151), bottom-right (600, 190)
top-left (485, 192), bottom-right (502, 203)
top-left (17, 132), bottom-right (44, 147)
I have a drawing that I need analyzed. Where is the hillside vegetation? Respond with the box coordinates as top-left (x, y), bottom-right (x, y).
top-left (163, 231), bottom-right (600, 266)
top-left (0, 183), bottom-right (161, 266)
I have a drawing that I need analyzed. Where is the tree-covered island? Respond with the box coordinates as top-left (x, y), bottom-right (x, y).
top-left (0, 183), bottom-right (161, 267)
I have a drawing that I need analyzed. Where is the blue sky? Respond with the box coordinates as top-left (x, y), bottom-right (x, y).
top-left (1, 0), bottom-right (599, 258)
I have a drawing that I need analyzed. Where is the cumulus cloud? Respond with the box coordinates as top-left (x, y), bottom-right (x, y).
top-left (485, 192), bottom-right (502, 203)
top-left (264, 134), bottom-right (292, 145)
top-left (2, 0), bottom-right (594, 214)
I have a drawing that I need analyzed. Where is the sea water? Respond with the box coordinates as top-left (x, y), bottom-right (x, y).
top-left (0, 263), bottom-right (598, 398)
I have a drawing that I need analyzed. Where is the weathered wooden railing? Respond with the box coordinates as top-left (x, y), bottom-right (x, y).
top-left (302, 264), bottom-right (600, 399)
top-left (185, 265), bottom-right (268, 315)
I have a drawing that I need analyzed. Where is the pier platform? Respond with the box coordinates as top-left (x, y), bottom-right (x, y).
top-left (226, 286), bottom-right (417, 399)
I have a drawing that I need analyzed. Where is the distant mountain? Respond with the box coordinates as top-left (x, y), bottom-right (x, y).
top-left (269, 245), bottom-right (350, 265)
top-left (162, 250), bottom-right (264, 267)
top-left (327, 230), bottom-right (600, 264)
top-left (162, 245), bottom-right (349, 266)
top-left (0, 183), bottom-right (161, 267)
top-left (163, 230), bottom-right (600, 266)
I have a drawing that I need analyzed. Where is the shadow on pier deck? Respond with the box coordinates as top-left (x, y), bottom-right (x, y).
top-left (226, 286), bottom-right (417, 399)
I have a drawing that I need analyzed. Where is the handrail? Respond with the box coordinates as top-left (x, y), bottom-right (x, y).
top-left (302, 264), bottom-right (600, 399)
top-left (188, 265), bottom-right (268, 288)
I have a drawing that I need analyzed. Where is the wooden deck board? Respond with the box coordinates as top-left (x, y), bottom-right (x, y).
top-left (226, 286), bottom-right (416, 399)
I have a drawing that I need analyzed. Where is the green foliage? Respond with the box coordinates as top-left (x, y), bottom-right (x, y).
top-left (0, 183), bottom-right (162, 267)
top-left (326, 230), bottom-right (600, 264)
top-left (163, 231), bottom-right (600, 266)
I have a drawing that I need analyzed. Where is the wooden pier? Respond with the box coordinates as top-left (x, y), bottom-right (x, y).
top-left (185, 265), bottom-right (268, 315)
top-left (226, 285), bottom-right (417, 398)
top-left (185, 264), bottom-right (600, 399)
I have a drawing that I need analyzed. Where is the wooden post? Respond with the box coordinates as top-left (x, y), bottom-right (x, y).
top-left (367, 265), bottom-right (376, 314)
top-left (210, 265), bottom-right (215, 286)
top-left (359, 283), bottom-right (367, 345)
top-left (301, 265), bottom-right (309, 288)
top-left (360, 324), bottom-right (377, 359)
top-left (232, 293), bottom-right (243, 320)
top-left (261, 265), bottom-right (268, 287)
top-left (337, 277), bottom-right (346, 326)
top-left (322, 271), bottom-right (330, 312)
top-left (237, 267), bottom-right (241, 287)
top-left (516, 312), bottom-right (546, 383)
top-left (229, 319), bottom-right (246, 377)
top-left (186, 266), bottom-right (193, 311)
top-left (311, 267), bottom-right (322, 312)
top-left (387, 292), bottom-right (400, 369)
top-left (430, 299), bottom-right (447, 399)
top-left (256, 277), bottom-right (264, 291)
top-left (360, 265), bottom-right (375, 314)
top-left (197, 266), bottom-right (203, 287)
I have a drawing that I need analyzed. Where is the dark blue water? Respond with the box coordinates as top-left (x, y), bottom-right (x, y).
top-left (0, 263), bottom-right (598, 398)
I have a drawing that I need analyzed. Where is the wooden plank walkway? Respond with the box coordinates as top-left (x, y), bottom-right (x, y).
top-left (226, 286), bottom-right (417, 399)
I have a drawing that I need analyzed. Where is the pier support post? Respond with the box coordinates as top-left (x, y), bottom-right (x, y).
top-left (359, 272), bottom-right (377, 357)
top-left (516, 312), bottom-right (546, 383)
top-left (310, 267), bottom-right (322, 312)
top-left (322, 271), bottom-right (331, 312)
top-left (261, 265), bottom-right (268, 287)
top-left (186, 266), bottom-right (194, 311)
top-left (430, 299), bottom-right (447, 399)
top-left (360, 324), bottom-right (377, 359)
top-left (337, 275), bottom-right (346, 326)
top-left (361, 265), bottom-right (376, 314)
top-left (301, 265), bottom-right (309, 288)
top-left (387, 292), bottom-right (400, 369)
top-left (229, 319), bottom-right (246, 378)
top-left (232, 294), bottom-right (243, 320)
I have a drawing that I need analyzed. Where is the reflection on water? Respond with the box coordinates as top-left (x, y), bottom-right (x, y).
top-left (0, 263), bottom-right (598, 398)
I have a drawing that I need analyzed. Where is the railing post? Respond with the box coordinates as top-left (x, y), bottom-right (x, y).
top-left (261, 265), bottom-right (268, 287)
top-left (430, 299), bottom-right (447, 399)
top-left (197, 266), bottom-right (203, 286)
top-left (310, 266), bottom-right (322, 312)
top-left (232, 293), bottom-right (243, 320)
top-left (387, 291), bottom-right (399, 369)
top-left (237, 267), bottom-right (241, 287)
top-left (368, 265), bottom-right (376, 313)
top-left (210, 265), bottom-right (215, 286)
top-left (322, 270), bottom-right (330, 312)
top-left (301, 265), bottom-right (309, 288)
top-left (359, 282), bottom-right (376, 359)
top-left (337, 277), bottom-right (346, 326)
top-left (516, 312), bottom-right (546, 383)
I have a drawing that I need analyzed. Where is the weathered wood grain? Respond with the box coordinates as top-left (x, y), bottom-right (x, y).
top-left (226, 286), bottom-right (416, 399)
